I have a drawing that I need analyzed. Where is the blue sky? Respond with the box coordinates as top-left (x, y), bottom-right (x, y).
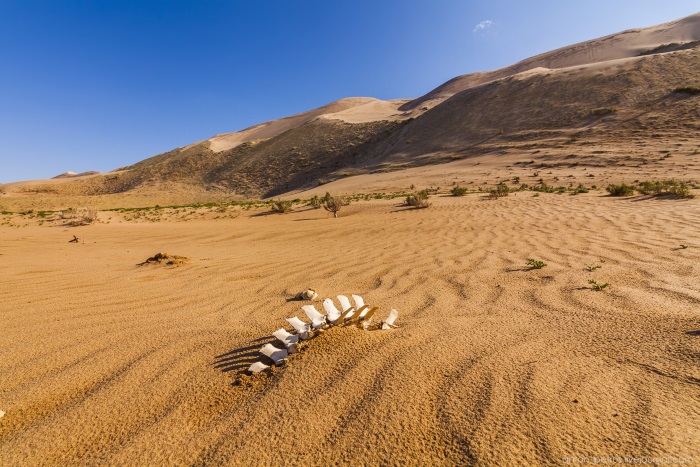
top-left (1, 1), bottom-right (698, 182)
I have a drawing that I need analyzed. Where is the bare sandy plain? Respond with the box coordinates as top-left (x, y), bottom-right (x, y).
top-left (1, 180), bottom-right (699, 465)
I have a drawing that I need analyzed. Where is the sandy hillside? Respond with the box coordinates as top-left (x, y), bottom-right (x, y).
top-left (0, 191), bottom-right (698, 465)
top-left (402, 12), bottom-right (700, 110)
top-left (204, 97), bottom-right (408, 152)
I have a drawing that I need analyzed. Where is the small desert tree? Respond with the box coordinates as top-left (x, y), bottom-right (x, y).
top-left (324, 196), bottom-right (348, 218)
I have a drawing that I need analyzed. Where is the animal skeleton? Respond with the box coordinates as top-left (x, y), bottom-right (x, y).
top-left (301, 305), bottom-right (326, 329)
top-left (286, 317), bottom-right (311, 340)
top-left (382, 309), bottom-right (399, 330)
top-left (248, 361), bottom-right (270, 373)
top-left (272, 328), bottom-right (299, 353)
top-left (260, 343), bottom-right (288, 366)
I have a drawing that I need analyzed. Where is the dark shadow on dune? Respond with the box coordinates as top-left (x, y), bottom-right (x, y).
top-left (686, 330), bottom-right (700, 336)
top-left (292, 218), bottom-right (323, 222)
top-left (248, 211), bottom-right (276, 218)
top-left (390, 204), bottom-right (419, 213)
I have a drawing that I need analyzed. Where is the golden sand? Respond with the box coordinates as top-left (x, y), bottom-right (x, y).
top-left (1, 192), bottom-right (698, 465)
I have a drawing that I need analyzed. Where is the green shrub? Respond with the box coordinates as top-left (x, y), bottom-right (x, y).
top-left (606, 184), bottom-right (634, 196)
top-left (636, 180), bottom-right (694, 198)
top-left (667, 183), bottom-right (693, 198)
top-left (451, 185), bottom-right (469, 196)
top-left (531, 183), bottom-right (556, 193)
top-left (308, 195), bottom-right (322, 209)
top-left (488, 183), bottom-right (509, 199)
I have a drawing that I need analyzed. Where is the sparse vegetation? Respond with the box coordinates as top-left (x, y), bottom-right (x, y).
top-left (606, 183), bottom-right (635, 196)
top-left (323, 196), bottom-right (348, 218)
top-left (406, 190), bottom-right (431, 209)
top-left (488, 183), bottom-right (509, 199)
top-left (679, 244), bottom-right (689, 249)
top-left (271, 199), bottom-right (293, 213)
top-left (636, 180), bottom-right (694, 198)
top-left (61, 207), bottom-right (99, 225)
top-left (451, 185), bottom-right (469, 196)
top-left (585, 264), bottom-right (601, 272)
top-left (308, 195), bottom-right (322, 209)
top-left (527, 258), bottom-right (547, 269)
top-left (588, 279), bottom-right (609, 291)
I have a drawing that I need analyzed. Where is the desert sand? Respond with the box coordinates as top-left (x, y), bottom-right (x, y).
top-left (1, 11), bottom-right (699, 466)
top-left (1, 188), bottom-right (699, 465)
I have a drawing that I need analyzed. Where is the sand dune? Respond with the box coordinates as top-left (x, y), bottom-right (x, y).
top-left (205, 97), bottom-right (404, 152)
top-left (402, 12), bottom-right (700, 110)
top-left (1, 192), bottom-right (698, 464)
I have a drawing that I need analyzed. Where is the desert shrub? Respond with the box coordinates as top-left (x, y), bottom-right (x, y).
top-left (531, 183), bottom-right (556, 193)
top-left (667, 183), bottom-right (693, 198)
top-left (308, 195), bottom-right (322, 209)
top-left (318, 178), bottom-right (330, 186)
top-left (323, 196), bottom-right (348, 218)
top-left (636, 180), bottom-right (665, 195)
top-left (271, 199), bottom-right (293, 213)
top-left (673, 86), bottom-right (700, 95)
top-left (61, 207), bottom-right (98, 225)
top-left (406, 190), bottom-right (431, 208)
top-left (451, 185), bottom-right (469, 196)
top-left (488, 183), bottom-right (509, 199)
top-left (606, 184), bottom-right (634, 196)
top-left (636, 180), bottom-right (694, 198)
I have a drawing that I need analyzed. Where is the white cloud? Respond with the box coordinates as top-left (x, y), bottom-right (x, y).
top-left (473, 20), bottom-right (494, 33)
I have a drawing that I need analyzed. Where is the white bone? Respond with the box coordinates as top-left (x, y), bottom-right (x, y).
top-left (322, 298), bottom-right (342, 324)
top-left (352, 294), bottom-right (366, 310)
top-left (337, 295), bottom-right (353, 312)
top-left (260, 344), bottom-right (288, 365)
top-left (272, 328), bottom-right (299, 350)
top-left (286, 317), bottom-right (311, 339)
top-left (302, 305), bottom-right (326, 329)
top-left (382, 309), bottom-right (399, 330)
top-left (248, 362), bottom-right (270, 373)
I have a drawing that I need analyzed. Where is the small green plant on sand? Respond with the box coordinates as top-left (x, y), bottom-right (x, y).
top-left (588, 279), bottom-right (609, 291)
top-left (527, 258), bottom-right (547, 269)
top-left (451, 185), bottom-right (469, 196)
top-left (679, 244), bottom-right (689, 249)
top-left (271, 199), bottom-right (293, 213)
top-left (606, 183), bottom-right (634, 196)
top-left (585, 264), bottom-right (601, 272)
top-left (308, 195), bottom-right (322, 209)
top-left (489, 183), bottom-right (510, 199)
